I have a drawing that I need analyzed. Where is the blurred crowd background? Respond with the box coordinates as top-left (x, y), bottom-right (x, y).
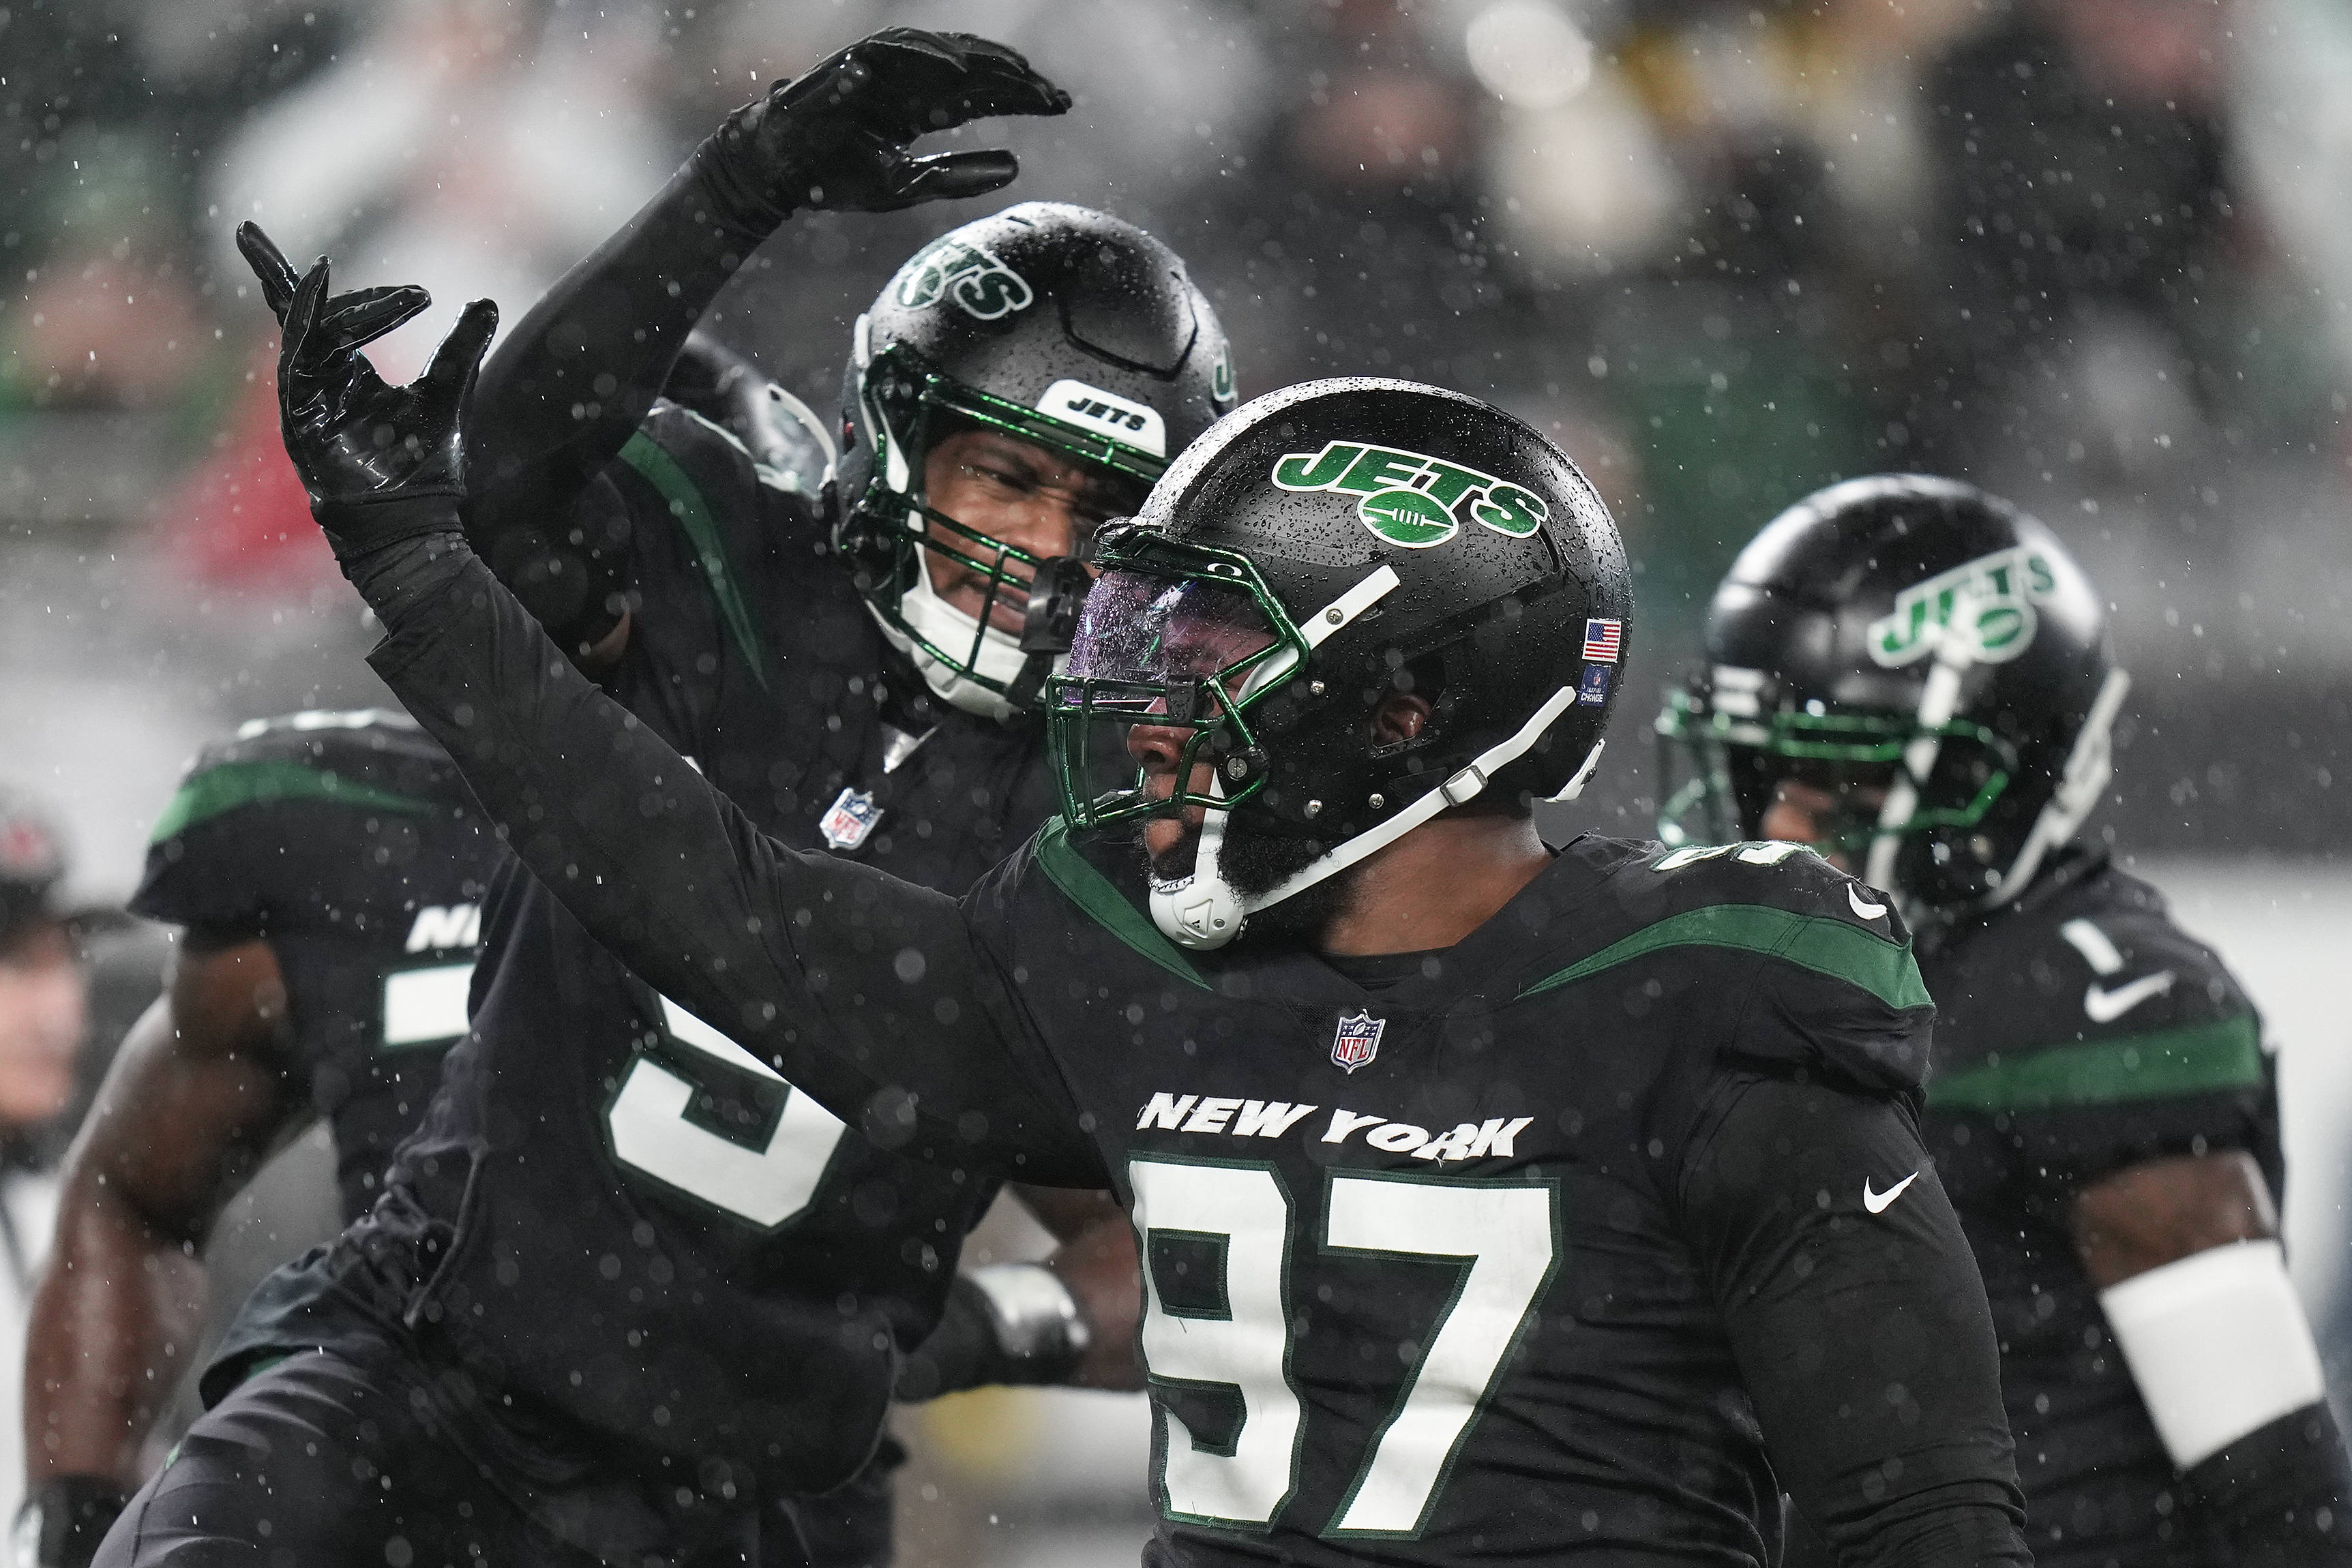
top-left (2, 0), bottom-right (2349, 1564)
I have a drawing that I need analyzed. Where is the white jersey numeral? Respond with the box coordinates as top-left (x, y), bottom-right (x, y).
top-left (378, 959), bottom-right (475, 1050)
top-left (1324, 1175), bottom-right (1559, 1535)
top-left (1129, 1159), bottom-right (1304, 1526)
top-left (1129, 1157), bottom-right (1558, 1539)
top-left (604, 993), bottom-right (848, 1229)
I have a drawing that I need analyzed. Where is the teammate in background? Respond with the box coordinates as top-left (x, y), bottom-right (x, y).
top-left (1656, 475), bottom-right (2352, 1566)
top-left (0, 789), bottom-right (91, 1534)
top-left (114, 30), bottom-right (1227, 1568)
top-left (258, 264), bottom-right (2038, 1568)
top-left (18, 712), bottom-right (496, 1568)
top-left (16, 326), bottom-right (836, 1568)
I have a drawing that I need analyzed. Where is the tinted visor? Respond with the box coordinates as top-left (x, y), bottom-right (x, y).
top-left (1065, 569), bottom-right (1279, 698)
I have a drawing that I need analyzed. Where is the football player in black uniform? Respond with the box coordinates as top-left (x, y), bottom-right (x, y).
top-left (17, 327), bottom-right (802, 1568)
top-left (19, 711), bottom-right (494, 1568)
top-left (257, 262), bottom-right (2040, 1565)
top-left (98, 30), bottom-right (1230, 1568)
top-left (1656, 475), bottom-right (2352, 1566)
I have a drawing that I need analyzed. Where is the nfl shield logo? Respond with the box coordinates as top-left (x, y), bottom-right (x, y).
top-left (818, 787), bottom-right (882, 851)
top-left (1331, 1010), bottom-right (1386, 1074)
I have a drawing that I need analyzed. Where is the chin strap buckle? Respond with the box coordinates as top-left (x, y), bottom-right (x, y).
top-left (1439, 766), bottom-right (1487, 808)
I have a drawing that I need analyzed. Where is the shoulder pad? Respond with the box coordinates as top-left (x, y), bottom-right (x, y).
top-left (148, 710), bottom-right (465, 845)
top-left (1640, 839), bottom-right (1917, 940)
top-left (1923, 863), bottom-right (2262, 1113)
top-left (1534, 839), bottom-right (1933, 1093)
top-left (132, 712), bottom-right (477, 929)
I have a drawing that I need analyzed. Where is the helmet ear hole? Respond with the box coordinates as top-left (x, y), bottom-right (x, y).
top-left (1367, 693), bottom-right (1434, 753)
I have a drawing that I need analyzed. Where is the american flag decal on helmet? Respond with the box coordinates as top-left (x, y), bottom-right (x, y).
top-left (1582, 618), bottom-right (1622, 663)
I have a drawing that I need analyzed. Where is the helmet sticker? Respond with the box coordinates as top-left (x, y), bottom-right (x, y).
top-left (1577, 665), bottom-right (1613, 706)
top-left (1868, 545), bottom-right (2059, 667)
top-left (1210, 346), bottom-right (1236, 405)
top-left (1581, 618), bottom-right (1622, 663)
top-left (1270, 440), bottom-right (1549, 549)
top-left (894, 236), bottom-right (1034, 321)
top-left (1039, 378), bottom-right (1167, 457)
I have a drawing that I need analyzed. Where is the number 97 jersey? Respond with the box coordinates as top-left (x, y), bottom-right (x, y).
top-left (969, 828), bottom-right (2024, 1567)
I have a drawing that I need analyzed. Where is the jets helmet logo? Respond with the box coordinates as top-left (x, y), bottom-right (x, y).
top-left (1868, 545), bottom-right (2059, 667)
top-left (1270, 440), bottom-right (1548, 549)
top-left (1210, 346), bottom-right (1236, 405)
top-left (1041, 378), bottom-right (1166, 457)
top-left (1331, 1010), bottom-right (1386, 1073)
top-left (894, 237), bottom-right (1034, 321)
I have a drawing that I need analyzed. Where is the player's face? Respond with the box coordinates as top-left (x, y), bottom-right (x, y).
top-left (1127, 620), bottom-right (1280, 862)
top-left (0, 920), bottom-right (83, 1127)
top-left (921, 428), bottom-right (1142, 632)
top-left (1757, 774), bottom-right (1888, 873)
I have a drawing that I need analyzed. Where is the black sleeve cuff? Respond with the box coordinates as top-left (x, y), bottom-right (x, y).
top-left (2184, 1402), bottom-right (2352, 1562)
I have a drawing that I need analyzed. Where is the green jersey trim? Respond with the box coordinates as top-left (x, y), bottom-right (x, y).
top-left (1924, 1014), bottom-right (2264, 1113)
top-left (1033, 821), bottom-right (1210, 991)
top-left (1518, 903), bottom-right (1931, 1011)
top-left (619, 429), bottom-right (771, 691)
top-left (149, 759), bottom-right (434, 843)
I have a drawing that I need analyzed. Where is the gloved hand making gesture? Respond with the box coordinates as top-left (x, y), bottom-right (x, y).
top-left (694, 28), bottom-right (1071, 223)
top-left (248, 244), bottom-right (495, 558)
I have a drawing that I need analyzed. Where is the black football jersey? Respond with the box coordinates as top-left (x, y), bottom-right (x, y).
top-left (129, 710), bottom-right (498, 1220)
top-left (356, 523), bottom-right (2039, 1565)
top-left (1918, 849), bottom-right (2277, 1568)
top-left (222, 404), bottom-right (1059, 1495)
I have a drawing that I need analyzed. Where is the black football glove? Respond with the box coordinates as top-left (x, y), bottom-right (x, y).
top-left (894, 1264), bottom-right (1090, 1401)
top-left (235, 222), bottom-right (434, 352)
top-left (695, 28), bottom-right (1071, 227)
top-left (242, 235), bottom-right (496, 555)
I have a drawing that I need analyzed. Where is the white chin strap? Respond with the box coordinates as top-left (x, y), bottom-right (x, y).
top-left (1149, 568), bottom-right (1605, 951)
top-left (1978, 665), bottom-right (2130, 909)
top-left (867, 551), bottom-right (1040, 723)
top-left (1864, 640), bottom-right (2132, 919)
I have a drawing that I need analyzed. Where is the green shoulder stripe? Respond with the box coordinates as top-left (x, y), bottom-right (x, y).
top-left (149, 759), bottom-right (434, 843)
top-left (1925, 1014), bottom-right (2264, 1113)
top-left (1519, 903), bottom-right (1931, 1011)
top-left (619, 429), bottom-right (771, 691)
top-left (1032, 820), bottom-right (1208, 991)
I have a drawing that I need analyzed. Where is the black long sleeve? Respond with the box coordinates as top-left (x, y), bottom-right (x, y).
top-left (1682, 1073), bottom-right (2034, 1567)
top-left (344, 525), bottom-right (1095, 1181)
top-left (460, 155), bottom-right (777, 651)
top-left (2183, 1403), bottom-right (2352, 1564)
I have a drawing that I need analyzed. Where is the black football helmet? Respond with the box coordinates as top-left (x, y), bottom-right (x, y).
top-left (665, 331), bottom-right (834, 493)
top-left (1657, 474), bottom-right (2130, 918)
top-left (836, 202), bottom-right (1239, 719)
top-left (1049, 378), bottom-right (1630, 950)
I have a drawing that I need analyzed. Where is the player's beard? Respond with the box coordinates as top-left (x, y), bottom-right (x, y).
top-left (1140, 816), bottom-right (1359, 947)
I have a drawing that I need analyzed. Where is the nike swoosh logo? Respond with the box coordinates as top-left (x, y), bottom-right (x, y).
top-left (1863, 1172), bottom-right (1918, 1213)
top-left (1847, 884), bottom-right (1887, 921)
top-left (2083, 971), bottom-right (2175, 1023)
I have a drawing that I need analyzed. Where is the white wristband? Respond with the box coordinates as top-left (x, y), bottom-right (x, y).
top-left (2098, 1238), bottom-right (2325, 1471)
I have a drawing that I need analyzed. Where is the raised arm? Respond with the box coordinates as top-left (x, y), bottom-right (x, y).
top-left (233, 31), bottom-right (1065, 662)
top-left (1683, 1074), bottom-right (2032, 1567)
top-left (248, 250), bottom-right (1092, 1181)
